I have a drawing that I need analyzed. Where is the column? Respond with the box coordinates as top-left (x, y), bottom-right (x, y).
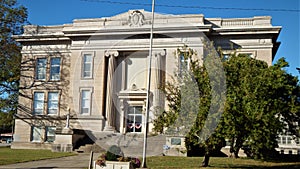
top-left (103, 50), bottom-right (119, 132)
top-left (152, 49), bottom-right (166, 109)
top-left (119, 99), bottom-right (125, 134)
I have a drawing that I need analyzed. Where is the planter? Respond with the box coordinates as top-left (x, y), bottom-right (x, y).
top-left (93, 161), bottom-right (134, 169)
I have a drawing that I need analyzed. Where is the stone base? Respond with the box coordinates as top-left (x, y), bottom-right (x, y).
top-left (11, 142), bottom-right (52, 150)
top-left (52, 129), bottom-right (74, 152)
top-left (164, 136), bottom-right (187, 157)
top-left (103, 125), bottom-right (116, 132)
top-left (52, 144), bottom-right (73, 152)
top-left (54, 134), bottom-right (73, 144)
top-left (94, 161), bottom-right (134, 169)
top-left (62, 127), bottom-right (73, 134)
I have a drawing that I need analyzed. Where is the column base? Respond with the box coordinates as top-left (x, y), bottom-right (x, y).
top-left (103, 126), bottom-right (116, 132)
top-left (103, 122), bottom-right (116, 132)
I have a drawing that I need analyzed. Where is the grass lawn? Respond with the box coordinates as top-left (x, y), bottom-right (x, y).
top-left (147, 156), bottom-right (300, 169)
top-left (1, 148), bottom-right (300, 169)
top-left (0, 147), bottom-right (75, 165)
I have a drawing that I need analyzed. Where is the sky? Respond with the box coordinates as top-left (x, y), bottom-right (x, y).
top-left (18, 0), bottom-right (300, 78)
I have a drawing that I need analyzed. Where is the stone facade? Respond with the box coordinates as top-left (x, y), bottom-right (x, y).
top-left (12, 10), bottom-right (283, 152)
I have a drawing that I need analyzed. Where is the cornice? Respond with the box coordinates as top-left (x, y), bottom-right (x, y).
top-left (13, 10), bottom-right (281, 43)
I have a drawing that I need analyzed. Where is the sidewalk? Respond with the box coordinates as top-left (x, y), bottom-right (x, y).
top-left (0, 153), bottom-right (97, 169)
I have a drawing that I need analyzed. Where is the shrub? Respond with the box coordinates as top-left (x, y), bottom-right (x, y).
top-left (106, 145), bottom-right (124, 161)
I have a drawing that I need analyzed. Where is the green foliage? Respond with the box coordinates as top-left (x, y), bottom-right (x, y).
top-left (154, 45), bottom-right (300, 162)
top-left (223, 54), bottom-right (300, 159)
top-left (0, 0), bottom-right (27, 131)
top-left (153, 45), bottom-right (200, 136)
top-left (146, 156), bottom-right (300, 169)
top-left (0, 147), bottom-right (74, 165)
top-left (106, 145), bottom-right (124, 161)
top-left (0, 111), bottom-right (13, 133)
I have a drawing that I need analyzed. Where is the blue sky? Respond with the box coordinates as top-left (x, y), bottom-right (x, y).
top-left (18, 0), bottom-right (299, 77)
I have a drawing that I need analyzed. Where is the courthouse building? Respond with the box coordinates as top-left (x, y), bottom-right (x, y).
top-left (12, 10), bottom-right (296, 154)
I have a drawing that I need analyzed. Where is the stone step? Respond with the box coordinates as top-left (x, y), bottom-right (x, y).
top-left (75, 143), bottom-right (106, 153)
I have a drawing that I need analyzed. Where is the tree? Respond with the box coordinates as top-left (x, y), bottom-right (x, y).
top-left (0, 0), bottom-right (27, 133)
top-left (224, 56), bottom-right (300, 159)
top-left (154, 44), bottom-right (226, 167)
top-left (154, 45), bottom-right (300, 166)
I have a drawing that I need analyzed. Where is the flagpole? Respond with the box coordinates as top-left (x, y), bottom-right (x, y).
top-left (142, 0), bottom-right (155, 168)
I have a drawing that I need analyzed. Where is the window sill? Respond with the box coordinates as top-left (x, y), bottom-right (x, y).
top-left (81, 77), bottom-right (94, 80)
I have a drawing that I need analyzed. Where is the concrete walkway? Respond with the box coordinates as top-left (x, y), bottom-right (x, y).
top-left (0, 153), bottom-right (97, 169)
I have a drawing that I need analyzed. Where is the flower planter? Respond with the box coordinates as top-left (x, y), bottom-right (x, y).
top-left (93, 161), bottom-right (134, 169)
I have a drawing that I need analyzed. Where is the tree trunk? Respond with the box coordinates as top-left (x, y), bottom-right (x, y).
top-left (229, 138), bottom-right (235, 158)
top-left (201, 154), bottom-right (210, 167)
top-left (233, 137), bottom-right (243, 158)
top-left (233, 147), bottom-right (240, 158)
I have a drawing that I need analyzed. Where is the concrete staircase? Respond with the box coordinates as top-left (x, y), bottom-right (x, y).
top-left (74, 143), bottom-right (106, 153)
top-left (90, 132), bottom-right (166, 157)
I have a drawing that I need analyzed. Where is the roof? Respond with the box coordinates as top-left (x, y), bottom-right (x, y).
top-left (13, 9), bottom-right (281, 41)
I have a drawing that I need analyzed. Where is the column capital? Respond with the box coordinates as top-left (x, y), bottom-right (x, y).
top-left (153, 49), bottom-right (166, 57)
top-left (105, 50), bottom-right (119, 57)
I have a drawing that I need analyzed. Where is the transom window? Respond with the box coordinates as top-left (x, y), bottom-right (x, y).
top-left (50, 58), bottom-right (61, 80)
top-left (36, 58), bottom-right (47, 80)
top-left (127, 106), bottom-right (143, 133)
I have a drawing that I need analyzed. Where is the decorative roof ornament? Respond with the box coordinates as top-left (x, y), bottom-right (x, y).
top-left (128, 10), bottom-right (146, 27)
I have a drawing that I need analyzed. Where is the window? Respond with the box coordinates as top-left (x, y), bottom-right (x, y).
top-left (31, 126), bottom-right (56, 143)
top-left (31, 126), bottom-right (42, 142)
top-left (36, 58), bottom-right (47, 80)
top-left (47, 92), bottom-right (59, 115)
top-left (46, 126), bottom-right (56, 142)
top-left (282, 136), bottom-right (287, 144)
top-left (33, 92), bottom-right (44, 115)
top-left (245, 53), bottom-right (254, 58)
top-left (277, 137), bottom-right (281, 144)
top-left (80, 90), bottom-right (92, 115)
top-left (222, 54), bottom-right (230, 61)
top-left (33, 92), bottom-right (60, 115)
top-left (127, 106), bottom-right (143, 133)
top-left (179, 53), bottom-right (190, 73)
top-left (82, 54), bottom-right (93, 78)
top-left (237, 52), bottom-right (255, 58)
top-left (296, 138), bottom-right (300, 145)
top-left (50, 58), bottom-right (61, 80)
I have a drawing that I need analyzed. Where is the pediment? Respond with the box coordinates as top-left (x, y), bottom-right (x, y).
top-left (108, 9), bottom-right (171, 21)
top-left (107, 9), bottom-right (204, 27)
top-left (70, 9), bottom-right (205, 29)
